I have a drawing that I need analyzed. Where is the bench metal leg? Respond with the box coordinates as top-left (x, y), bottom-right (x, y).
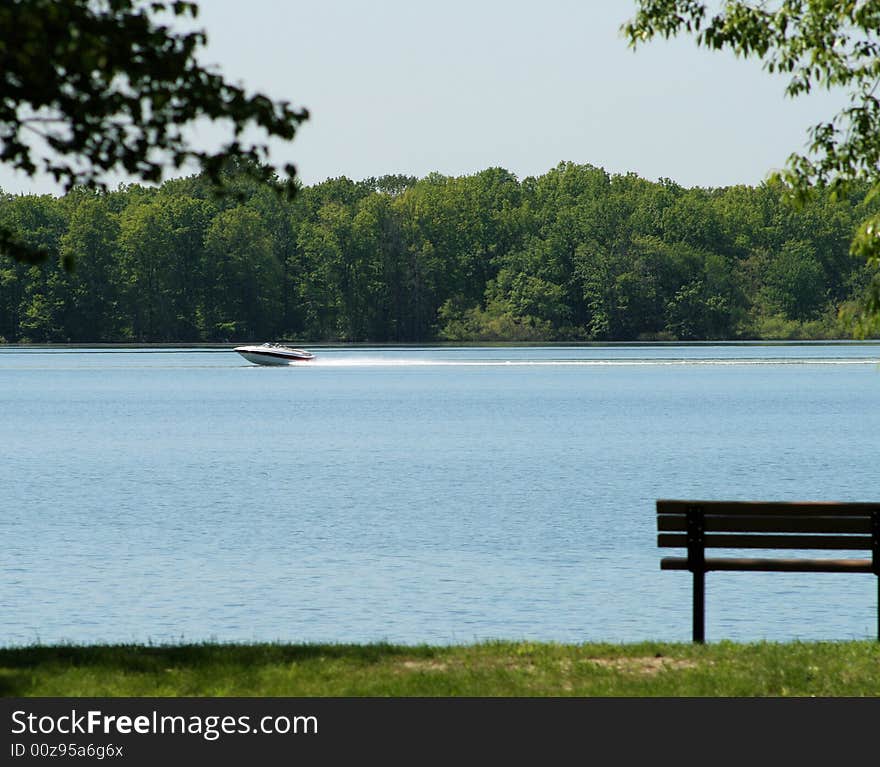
top-left (693, 570), bottom-right (705, 643)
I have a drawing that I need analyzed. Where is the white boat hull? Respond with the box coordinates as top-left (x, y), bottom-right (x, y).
top-left (235, 345), bottom-right (315, 365)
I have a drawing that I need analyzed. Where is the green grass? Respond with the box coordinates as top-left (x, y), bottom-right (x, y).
top-left (2, 641), bottom-right (880, 696)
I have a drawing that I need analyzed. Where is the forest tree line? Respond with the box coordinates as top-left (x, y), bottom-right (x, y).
top-left (0, 161), bottom-right (877, 343)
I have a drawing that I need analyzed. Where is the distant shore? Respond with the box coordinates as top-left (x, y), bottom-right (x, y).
top-left (2, 339), bottom-right (880, 350)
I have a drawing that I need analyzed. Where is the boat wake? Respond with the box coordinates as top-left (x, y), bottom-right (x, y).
top-left (302, 356), bottom-right (880, 367)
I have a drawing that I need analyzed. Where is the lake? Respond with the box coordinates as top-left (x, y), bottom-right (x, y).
top-left (2, 343), bottom-right (880, 646)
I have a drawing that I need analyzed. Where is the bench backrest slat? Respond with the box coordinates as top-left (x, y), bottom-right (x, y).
top-left (658, 515), bottom-right (872, 534)
top-left (657, 500), bottom-right (880, 555)
top-left (657, 500), bottom-right (880, 516)
top-left (658, 533), bottom-right (873, 550)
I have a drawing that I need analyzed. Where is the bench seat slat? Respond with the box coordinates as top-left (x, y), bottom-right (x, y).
top-left (658, 533), bottom-right (873, 550)
top-left (661, 556), bottom-right (873, 573)
top-left (657, 500), bottom-right (880, 516)
top-left (657, 515), bottom-right (872, 534)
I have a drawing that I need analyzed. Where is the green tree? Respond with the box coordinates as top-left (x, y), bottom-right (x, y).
top-left (762, 240), bottom-right (828, 321)
top-left (1, 0), bottom-right (307, 266)
top-left (0, 194), bottom-right (68, 339)
top-left (350, 193), bottom-right (406, 340)
top-left (203, 206), bottom-right (282, 340)
top-left (664, 248), bottom-right (740, 340)
top-left (295, 201), bottom-right (351, 340)
top-left (118, 194), bottom-right (209, 340)
top-left (624, 1), bottom-right (880, 332)
top-left (59, 193), bottom-right (123, 340)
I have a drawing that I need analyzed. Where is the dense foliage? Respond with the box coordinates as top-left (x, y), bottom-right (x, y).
top-left (626, 2), bottom-right (880, 198)
top-left (625, 1), bottom-right (880, 334)
top-left (0, 161), bottom-right (876, 343)
top-left (0, 0), bottom-right (307, 267)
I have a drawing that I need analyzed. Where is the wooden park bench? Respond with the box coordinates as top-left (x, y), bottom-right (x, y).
top-left (657, 500), bottom-right (880, 643)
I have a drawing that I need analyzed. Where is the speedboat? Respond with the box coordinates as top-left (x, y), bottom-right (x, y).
top-left (234, 342), bottom-right (316, 365)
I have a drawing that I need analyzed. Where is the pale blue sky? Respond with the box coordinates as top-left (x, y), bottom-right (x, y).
top-left (2, 0), bottom-right (847, 194)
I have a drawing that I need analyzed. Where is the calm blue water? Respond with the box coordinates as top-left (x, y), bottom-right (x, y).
top-left (2, 343), bottom-right (880, 646)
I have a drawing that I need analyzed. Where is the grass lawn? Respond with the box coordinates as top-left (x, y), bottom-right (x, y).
top-left (2, 640), bottom-right (880, 696)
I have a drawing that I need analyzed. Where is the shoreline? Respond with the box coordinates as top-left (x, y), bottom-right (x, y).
top-left (2, 338), bottom-right (880, 350)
